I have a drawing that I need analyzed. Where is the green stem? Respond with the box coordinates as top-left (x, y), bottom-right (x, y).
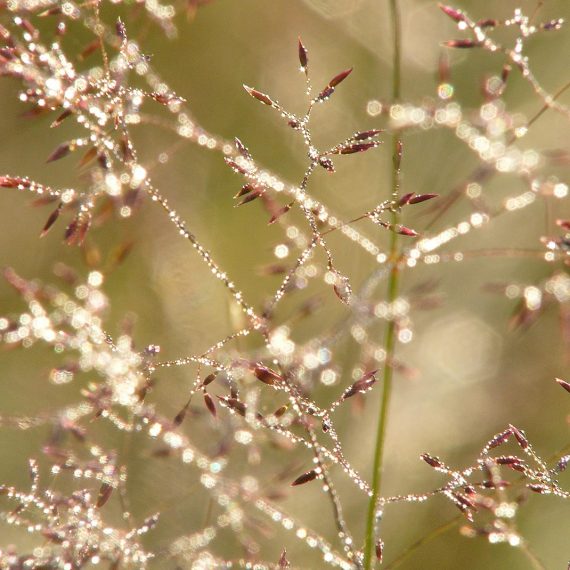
top-left (363, 0), bottom-right (402, 567)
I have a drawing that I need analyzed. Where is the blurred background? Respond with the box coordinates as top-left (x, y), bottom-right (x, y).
top-left (0, 0), bottom-right (570, 568)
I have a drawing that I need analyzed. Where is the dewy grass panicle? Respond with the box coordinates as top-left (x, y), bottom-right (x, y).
top-left (0, 0), bottom-right (569, 568)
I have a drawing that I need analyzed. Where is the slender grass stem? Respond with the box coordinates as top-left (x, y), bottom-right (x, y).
top-left (363, 1), bottom-right (402, 567)
top-left (519, 541), bottom-right (547, 570)
top-left (384, 518), bottom-right (458, 570)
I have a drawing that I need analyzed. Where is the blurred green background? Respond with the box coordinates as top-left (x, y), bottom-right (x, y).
top-left (0, 0), bottom-right (570, 568)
